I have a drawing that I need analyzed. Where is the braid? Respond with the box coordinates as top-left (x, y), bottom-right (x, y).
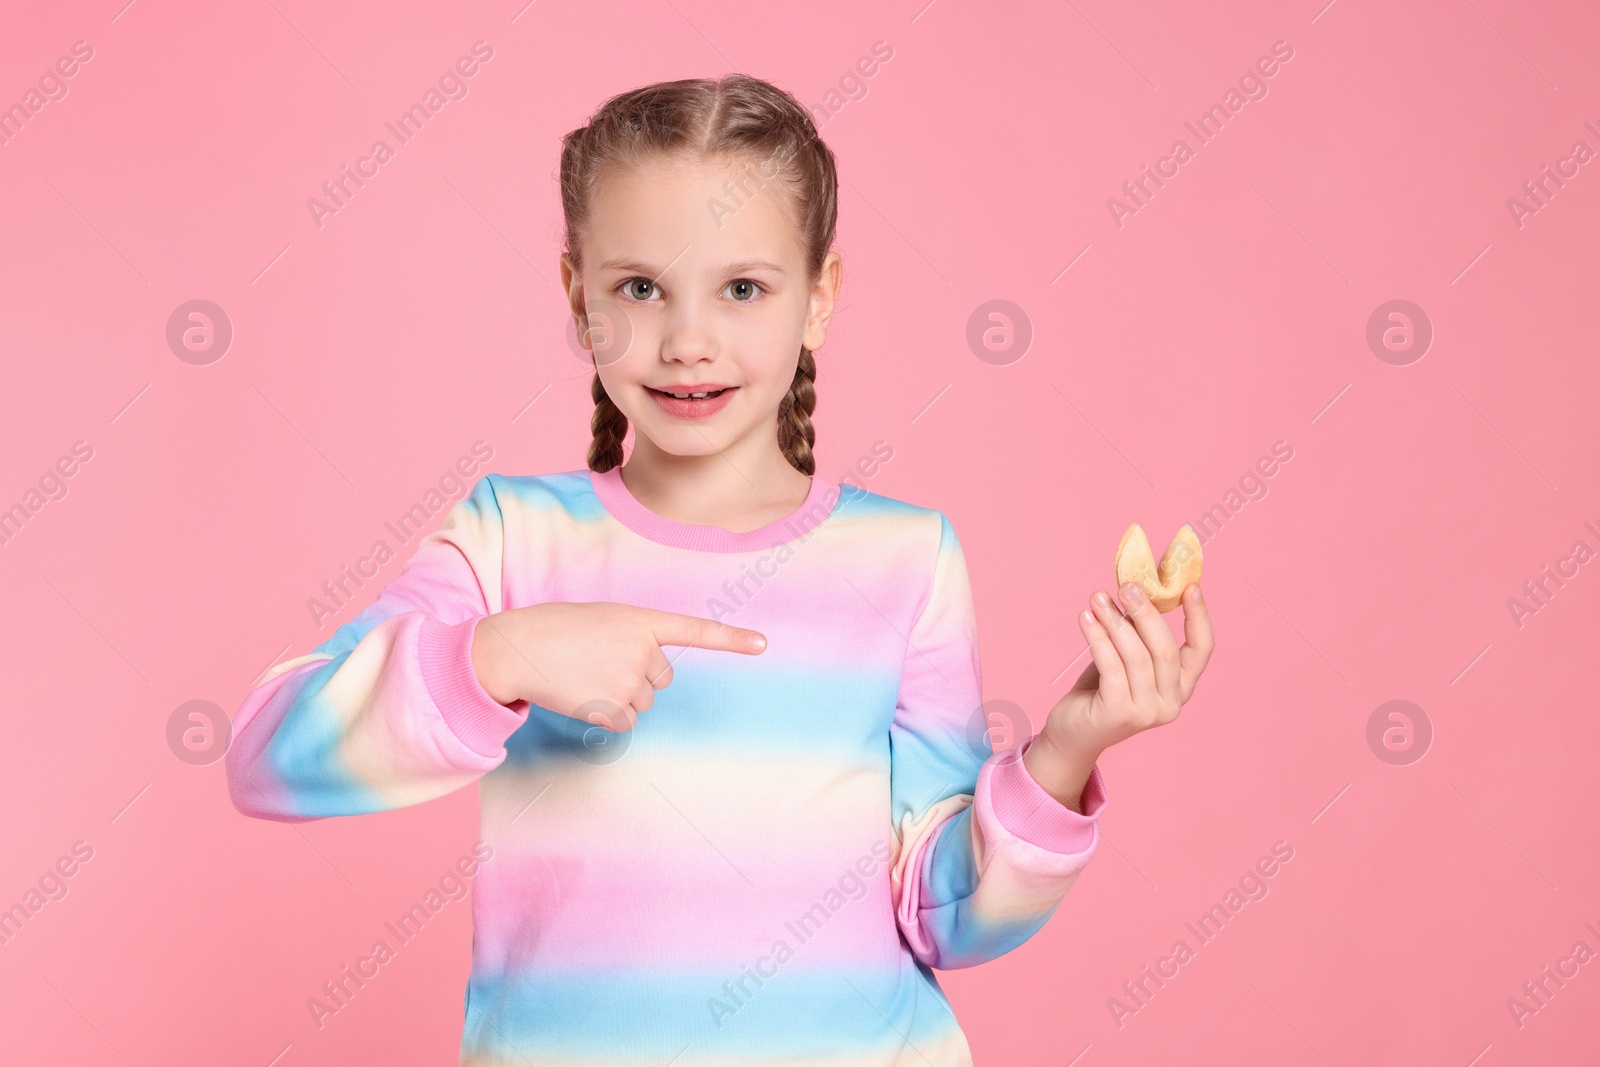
top-left (776, 347), bottom-right (817, 476)
top-left (587, 371), bottom-right (629, 473)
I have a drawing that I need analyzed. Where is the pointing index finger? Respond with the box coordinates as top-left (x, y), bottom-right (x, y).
top-left (643, 607), bottom-right (768, 654)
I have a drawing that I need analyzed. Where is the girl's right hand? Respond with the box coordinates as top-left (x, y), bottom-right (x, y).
top-left (469, 602), bottom-right (768, 732)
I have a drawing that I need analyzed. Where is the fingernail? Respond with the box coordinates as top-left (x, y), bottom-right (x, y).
top-left (750, 634), bottom-right (767, 651)
top-left (1122, 582), bottom-right (1143, 603)
top-left (1094, 591), bottom-right (1111, 608)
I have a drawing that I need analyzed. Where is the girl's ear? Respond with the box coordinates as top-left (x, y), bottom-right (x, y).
top-left (559, 253), bottom-right (585, 320)
top-left (803, 251), bottom-right (845, 352)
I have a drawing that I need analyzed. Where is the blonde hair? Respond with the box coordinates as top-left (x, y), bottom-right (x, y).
top-left (558, 74), bottom-right (839, 475)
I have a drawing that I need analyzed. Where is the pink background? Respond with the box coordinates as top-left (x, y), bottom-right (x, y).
top-left (2, 0), bottom-right (1597, 1063)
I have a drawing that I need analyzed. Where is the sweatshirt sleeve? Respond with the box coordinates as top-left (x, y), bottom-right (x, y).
top-left (226, 474), bottom-right (529, 823)
top-left (886, 511), bottom-right (1110, 970)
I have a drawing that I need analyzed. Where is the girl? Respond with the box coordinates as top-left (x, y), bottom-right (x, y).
top-left (228, 74), bottom-right (1214, 1066)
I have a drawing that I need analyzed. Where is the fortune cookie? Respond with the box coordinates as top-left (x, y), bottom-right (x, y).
top-left (1114, 523), bottom-right (1203, 613)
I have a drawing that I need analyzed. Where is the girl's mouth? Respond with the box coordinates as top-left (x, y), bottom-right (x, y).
top-left (647, 386), bottom-right (737, 420)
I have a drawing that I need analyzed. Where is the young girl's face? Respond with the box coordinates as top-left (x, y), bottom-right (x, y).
top-left (561, 153), bottom-right (841, 465)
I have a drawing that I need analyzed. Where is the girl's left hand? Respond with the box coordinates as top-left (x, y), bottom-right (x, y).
top-left (1039, 581), bottom-right (1215, 761)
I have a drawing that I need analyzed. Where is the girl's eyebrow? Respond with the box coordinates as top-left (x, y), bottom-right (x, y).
top-left (596, 258), bottom-right (660, 274)
top-left (596, 257), bottom-right (787, 276)
top-left (721, 259), bottom-right (787, 275)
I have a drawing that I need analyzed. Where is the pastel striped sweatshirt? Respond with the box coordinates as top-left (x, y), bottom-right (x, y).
top-left (227, 467), bottom-right (1109, 1066)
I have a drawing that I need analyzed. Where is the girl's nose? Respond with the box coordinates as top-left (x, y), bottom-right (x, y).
top-left (659, 302), bottom-right (717, 363)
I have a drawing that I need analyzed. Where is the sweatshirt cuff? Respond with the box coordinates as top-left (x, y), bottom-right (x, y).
top-left (985, 735), bottom-right (1108, 854)
top-left (417, 615), bottom-right (528, 757)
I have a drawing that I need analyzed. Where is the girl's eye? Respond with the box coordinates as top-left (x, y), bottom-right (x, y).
top-left (621, 277), bottom-right (659, 302)
top-left (615, 277), bottom-right (765, 302)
